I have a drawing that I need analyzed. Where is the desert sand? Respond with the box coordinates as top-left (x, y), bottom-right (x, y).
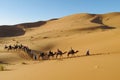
top-left (0, 12), bottom-right (120, 80)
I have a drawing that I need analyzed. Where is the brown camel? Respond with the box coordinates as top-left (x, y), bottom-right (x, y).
top-left (67, 48), bottom-right (79, 57)
top-left (55, 49), bottom-right (67, 58)
top-left (48, 50), bottom-right (56, 59)
top-left (38, 51), bottom-right (47, 60)
top-left (4, 45), bottom-right (8, 49)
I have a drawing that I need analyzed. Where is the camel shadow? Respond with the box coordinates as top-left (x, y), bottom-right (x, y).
top-left (56, 53), bottom-right (109, 60)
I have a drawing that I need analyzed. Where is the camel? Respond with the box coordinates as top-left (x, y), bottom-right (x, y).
top-left (7, 45), bottom-right (13, 50)
top-left (26, 49), bottom-right (34, 58)
top-left (4, 45), bottom-right (12, 50)
top-left (55, 49), bottom-right (67, 58)
top-left (12, 44), bottom-right (19, 50)
top-left (4, 44), bottom-right (23, 51)
top-left (18, 44), bottom-right (23, 49)
top-left (67, 48), bottom-right (79, 57)
top-left (48, 50), bottom-right (56, 59)
top-left (38, 51), bottom-right (47, 60)
top-left (4, 45), bottom-right (8, 49)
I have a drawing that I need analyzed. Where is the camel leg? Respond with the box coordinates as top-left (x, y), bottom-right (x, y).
top-left (67, 53), bottom-right (69, 57)
top-left (73, 54), bottom-right (75, 57)
top-left (48, 56), bottom-right (51, 60)
top-left (56, 55), bottom-right (58, 59)
top-left (52, 56), bottom-right (54, 60)
top-left (60, 55), bottom-right (63, 59)
top-left (38, 56), bottom-right (41, 61)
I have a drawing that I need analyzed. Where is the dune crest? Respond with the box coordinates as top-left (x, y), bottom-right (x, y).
top-left (0, 12), bottom-right (120, 37)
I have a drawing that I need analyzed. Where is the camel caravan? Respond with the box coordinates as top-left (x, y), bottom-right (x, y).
top-left (4, 44), bottom-right (90, 60)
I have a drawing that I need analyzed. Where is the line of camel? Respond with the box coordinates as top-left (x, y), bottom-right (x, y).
top-left (4, 44), bottom-right (90, 60)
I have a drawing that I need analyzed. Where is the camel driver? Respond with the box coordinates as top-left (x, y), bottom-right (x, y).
top-left (33, 55), bottom-right (37, 60)
top-left (9, 45), bottom-right (12, 50)
top-left (49, 50), bottom-right (53, 55)
top-left (57, 49), bottom-right (62, 53)
top-left (70, 48), bottom-right (75, 53)
top-left (86, 50), bottom-right (90, 56)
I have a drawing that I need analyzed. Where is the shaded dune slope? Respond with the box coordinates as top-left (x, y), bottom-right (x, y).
top-left (0, 21), bottom-right (46, 37)
top-left (0, 26), bottom-right (25, 37)
top-left (16, 21), bottom-right (46, 28)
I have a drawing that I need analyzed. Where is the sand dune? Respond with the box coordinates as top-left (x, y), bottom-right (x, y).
top-left (0, 12), bottom-right (119, 37)
top-left (0, 12), bottom-right (120, 80)
top-left (102, 12), bottom-right (120, 28)
top-left (0, 21), bottom-right (46, 37)
top-left (0, 26), bottom-right (25, 37)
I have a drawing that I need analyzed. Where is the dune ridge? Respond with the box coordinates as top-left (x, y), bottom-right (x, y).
top-left (0, 12), bottom-right (120, 37)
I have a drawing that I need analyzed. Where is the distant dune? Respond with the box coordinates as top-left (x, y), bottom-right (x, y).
top-left (0, 26), bottom-right (25, 37)
top-left (0, 12), bottom-right (120, 80)
top-left (0, 12), bottom-right (120, 37)
top-left (0, 21), bottom-right (46, 37)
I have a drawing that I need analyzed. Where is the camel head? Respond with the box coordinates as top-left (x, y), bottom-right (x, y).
top-left (54, 52), bottom-right (57, 55)
top-left (63, 51), bottom-right (67, 54)
top-left (75, 50), bottom-right (79, 53)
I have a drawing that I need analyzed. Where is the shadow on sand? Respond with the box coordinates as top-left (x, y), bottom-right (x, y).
top-left (55, 53), bottom-right (110, 61)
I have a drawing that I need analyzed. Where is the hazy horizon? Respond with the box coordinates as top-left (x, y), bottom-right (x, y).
top-left (0, 0), bottom-right (120, 25)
